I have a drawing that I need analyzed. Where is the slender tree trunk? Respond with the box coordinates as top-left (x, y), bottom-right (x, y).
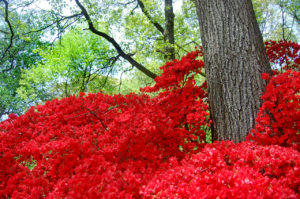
top-left (164, 0), bottom-right (175, 60)
top-left (194, 0), bottom-right (272, 142)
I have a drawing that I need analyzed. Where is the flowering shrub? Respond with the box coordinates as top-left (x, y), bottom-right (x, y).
top-left (247, 40), bottom-right (299, 150)
top-left (0, 41), bottom-right (299, 198)
top-left (141, 141), bottom-right (300, 199)
top-left (0, 50), bottom-right (209, 198)
top-left (247, 70), bottom-right (300, 150)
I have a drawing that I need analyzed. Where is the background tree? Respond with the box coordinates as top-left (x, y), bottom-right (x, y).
top-left (0, 0), bottom-right (202, 119)
top-left (72, 0), bottom-right (202, 85)
top-left (120, 0), bottom-right (201, 88)
top-left (194, 0), bottom-right (272, 142)
top-left (252, 0), bottom-right (299, 41)
top-left (17, 30), bottom-right (118, 104)
top-left (0, 0), bottom-right (50, 119)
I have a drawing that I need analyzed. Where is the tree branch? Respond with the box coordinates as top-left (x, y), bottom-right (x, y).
top-left (1, 0), bottom-right (15, 63)
top-left (117, 0), bottom-right (136, 6)
top-left (83, 107), bottom-right (108, 130)
top-left (0, 29), bottom-right (9, 34)
top-left (137, 0), bottom-right (164, 35)
top-left (137, 0), bottom-right (175, 60)
top-left (291, 10), bottom-right (300, 23)
top-left (20, 13), bottom-right (83, 36)
top-left (74, 0), bottom-right (157, 79)
top-left (11, 0), bottom-right (35, 11)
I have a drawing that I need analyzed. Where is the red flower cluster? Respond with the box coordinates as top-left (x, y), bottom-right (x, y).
top-left (247, 70), bottom-right (300, 150)
top-left (141, 141), bottom-right (299, 199)
top-left (265, 40), bottom-right (300, 70)
top-left (141, 47), bottom-right (204, 92)
top-left (0, 41), bottom-right (299, 198)
top-left (0, 49), bottom-right (209, 198)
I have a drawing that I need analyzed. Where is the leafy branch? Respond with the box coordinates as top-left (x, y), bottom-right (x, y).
top-left (74, 0), bottom-right (157, 79)
top-left (136, 0), bottom-right (164, 35)
top-left (20, 13), bottom-right (83, 36)
top-left (0, 0), bottom-right (14, 63)
top-left (136, 0), bottom-right (175, 60)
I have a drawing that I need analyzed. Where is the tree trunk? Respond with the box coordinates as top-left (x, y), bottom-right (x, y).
top-left (164, 0), bottom-right (175, 60)
top-left (194, 0), bottom-right (272, 142)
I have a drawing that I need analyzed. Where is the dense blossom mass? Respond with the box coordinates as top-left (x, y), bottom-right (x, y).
top-left (0, 41), bottom-right (299, 198)
top-left (264, 40), bottom-right (300, 70)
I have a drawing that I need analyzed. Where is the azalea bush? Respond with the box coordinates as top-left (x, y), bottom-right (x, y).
top-left (247, 40), bottom-right (299, 150)
top-left (247, 70), bottom-right (300, 150)
top-left (141, 141), bottom-right (300, 198)
top-left (0, 41), bottom-right (299, 198)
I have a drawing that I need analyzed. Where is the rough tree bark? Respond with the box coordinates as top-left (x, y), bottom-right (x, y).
top-left (194, 0), bottom-right (272, 142)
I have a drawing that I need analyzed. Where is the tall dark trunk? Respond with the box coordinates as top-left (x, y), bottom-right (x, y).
top-left (194, 0), bottom-right (272, 142)
top-left (164, 0), bottom-right (175, 60)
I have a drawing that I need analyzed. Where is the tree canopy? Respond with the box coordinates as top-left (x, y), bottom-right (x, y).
top-left (17, 29), bottom-right (118, 103)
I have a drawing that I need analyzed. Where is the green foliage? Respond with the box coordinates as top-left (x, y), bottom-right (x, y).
top-left (17, 29), bottom-right (118, 103)
top-left (253, 0), bottom-right (299, 41)
top-left (0, 4), bottom-right (49, 119)
top-left (122, 0), bottom-right (200, 61)
top-left (116, 0), bottom-right (201, 92)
